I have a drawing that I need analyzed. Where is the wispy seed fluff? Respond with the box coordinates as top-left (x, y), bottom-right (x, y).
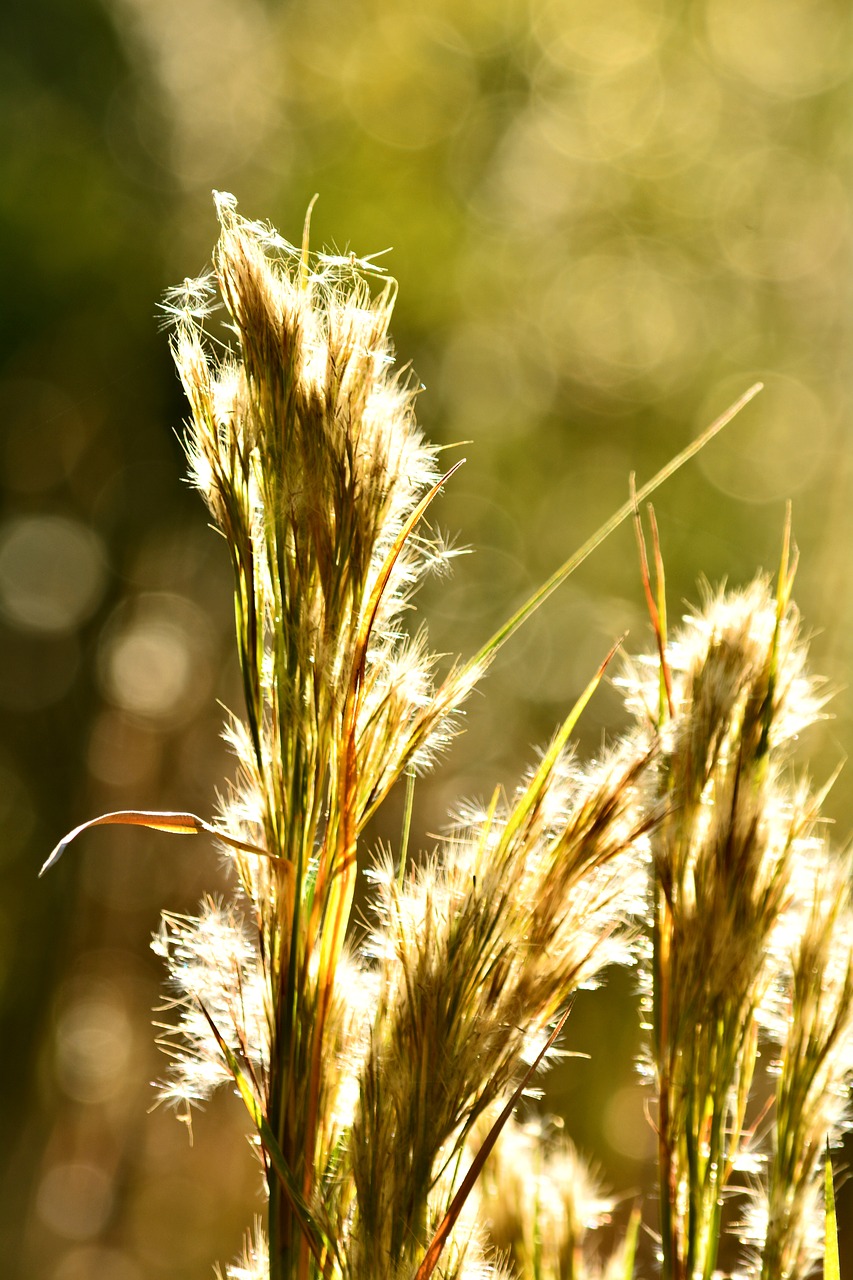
top-left (152, 899), bottom-right (268, 1121)
top-left (215, 1219), bottom-right (269, 1280)
top-left (751, 853), bottom-right (853, 1280)
top-left (622, 575), bottom-right (832, 1280)
top-left (347, 742), bottom-right (653, 1280)
top-left (169, 190), bottom-right (483, 880)
top-left (478, 1116), bottom-right (622, 1280)
top-left (623, 577), bottom-right (828, 1032)
top-left (158, 194), bottom-right (494, 1280)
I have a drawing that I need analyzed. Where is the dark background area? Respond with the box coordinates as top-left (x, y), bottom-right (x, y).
top-left (2, 0), bottom-right (852, 1276)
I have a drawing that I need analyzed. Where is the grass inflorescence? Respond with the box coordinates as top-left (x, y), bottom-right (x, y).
top-left (45, 197), bottom-right (853, 1280)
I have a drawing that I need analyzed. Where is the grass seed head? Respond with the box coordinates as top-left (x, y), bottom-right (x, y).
top-left (479, 1116), bottom-right (617, 1280)
top-left (215, 1218), bottom-right (269, 1280)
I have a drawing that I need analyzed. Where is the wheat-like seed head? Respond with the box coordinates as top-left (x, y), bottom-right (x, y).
top-left (153, 196), bottom-right (852, 1280)
top-left (347, 742), bottom-right (651, 1278)
top-left (621, 574), bottom-right (835, 1280)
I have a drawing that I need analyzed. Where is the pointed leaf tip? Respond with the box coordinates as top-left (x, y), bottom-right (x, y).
top-left (39, 837), bottom-right (72, 878)
top-left (825, 1151), bottom-right (840, 1280)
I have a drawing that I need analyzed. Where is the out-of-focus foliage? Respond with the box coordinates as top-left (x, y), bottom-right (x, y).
top-left (2, 1), bottom-right (851, 1276)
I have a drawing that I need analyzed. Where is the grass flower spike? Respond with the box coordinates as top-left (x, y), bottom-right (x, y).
top-left (755, 856), bottom-right (853, 1280)
top-left (478, 1116), bottom-right (630, 1280)
top-left (623, 531), bottom-right (833, 1280)
top-left (348, 740), bottom-right (652, 1278)
top-left (168, 193), bottom-right (489, 1278)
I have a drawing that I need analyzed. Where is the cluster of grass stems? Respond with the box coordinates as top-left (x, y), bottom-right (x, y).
top-left (45, 196), bottom-right (853, 1280)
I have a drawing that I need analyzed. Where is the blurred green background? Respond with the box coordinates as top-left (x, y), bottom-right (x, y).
top-left (3, 0), bottom-right (852, 1276)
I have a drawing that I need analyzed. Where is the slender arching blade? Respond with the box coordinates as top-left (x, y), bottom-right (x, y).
top-left (40, 808), bottom-right (270, 877)
top-left (622, 1203), bottom-right (642, 1280)
top-left (464, 383), bottom-right (763, 675)
top-left (498, 636), bottom-right (623, 852)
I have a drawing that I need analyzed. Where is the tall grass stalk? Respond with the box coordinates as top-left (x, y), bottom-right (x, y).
top-left (624, 516), bottom-right (853, 1280)
top-left (44, 197), bottom-right (853, 1280)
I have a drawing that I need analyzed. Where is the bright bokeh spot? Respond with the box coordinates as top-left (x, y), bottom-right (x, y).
top-left (36, 1162), bottom-right (114, 1241)
top-left (342, 13), bottom-right (475, 150)
top-left (543, 246), bottom-right (700, 386)
top-left (715, 149), bottom-right (848, 283)
top-left (0, 516), bottom-right (106, 633)
top-left (706, 0), bottom-right (851, 97)
top-left (580, 59), bottom-right (665, 161)
top-left (98, 593), bottom-right (211, 724)
top-left (106, 0), bottom-right (280, 185)
top-left (698, 374), bottom-right (829, 503)
top-left (603, 1085), bottom-right (656, 1161)
top-left (534, 0), bottom-right (666, 73)
top-left (55, 984), bottom-right (134, 1104)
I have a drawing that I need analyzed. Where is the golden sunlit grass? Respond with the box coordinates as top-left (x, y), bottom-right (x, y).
top-left (45, 197), bottom-right (853, 1280)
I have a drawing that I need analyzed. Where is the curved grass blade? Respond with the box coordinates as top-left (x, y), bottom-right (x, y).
top-left (359, 386), bottom-right (762, 836)
top-left (414, 1005), bottom-right (572, 1280)
top-left (40, 809), bottom-right (271, 877)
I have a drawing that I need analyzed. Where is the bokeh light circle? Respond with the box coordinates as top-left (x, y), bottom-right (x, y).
top-left (697, 373), bottom-right (829, 504)
top-left (98, 593), bottom-right (212, 725)
top-left (0, 516), bottom-right (107, 633)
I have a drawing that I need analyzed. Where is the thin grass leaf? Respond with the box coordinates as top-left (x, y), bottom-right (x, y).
top-left (464, 382), bottom-right (763, 674)
top-left (648, 504), bottom-right (673, 720)
top-left (499, 636), bottom-right (623, 852)
top-left (413, 1006), bottom-right (572, 1280)
top-left (825, 1151), bottom-right (840, 1280)
top-left (40, 809), bottom-right (271, 876)
top-left (397, 770), bottom-right (416, 889)
top-left (622, 1203), bottom-right (642, 1280)
top-left (299, 193), bottom-right (319, 289)
top-left (356, 387), bottom-right (747, 835)
top-left (631, 487), bottom-right (669, 729)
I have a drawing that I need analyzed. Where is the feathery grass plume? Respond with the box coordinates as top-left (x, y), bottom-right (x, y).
top-left (216, 1220), bottom-right (270, 1280)
top-left (746, 854), bottom-right (853, 1280)
top-left (622, 554), bottom-right (830, 1280)
top-left (152, 898), bottom-right (269, 1120)
top-left (168, 192), bottom-right (487, 1279)
top-left (478, 1115), bottom-right (624, 1280)
top-left (346, 738), bottom-right (653, 1279)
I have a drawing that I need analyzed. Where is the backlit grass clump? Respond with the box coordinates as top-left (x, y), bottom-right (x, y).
top-left (46, 197), bottom-right (853, 1280)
